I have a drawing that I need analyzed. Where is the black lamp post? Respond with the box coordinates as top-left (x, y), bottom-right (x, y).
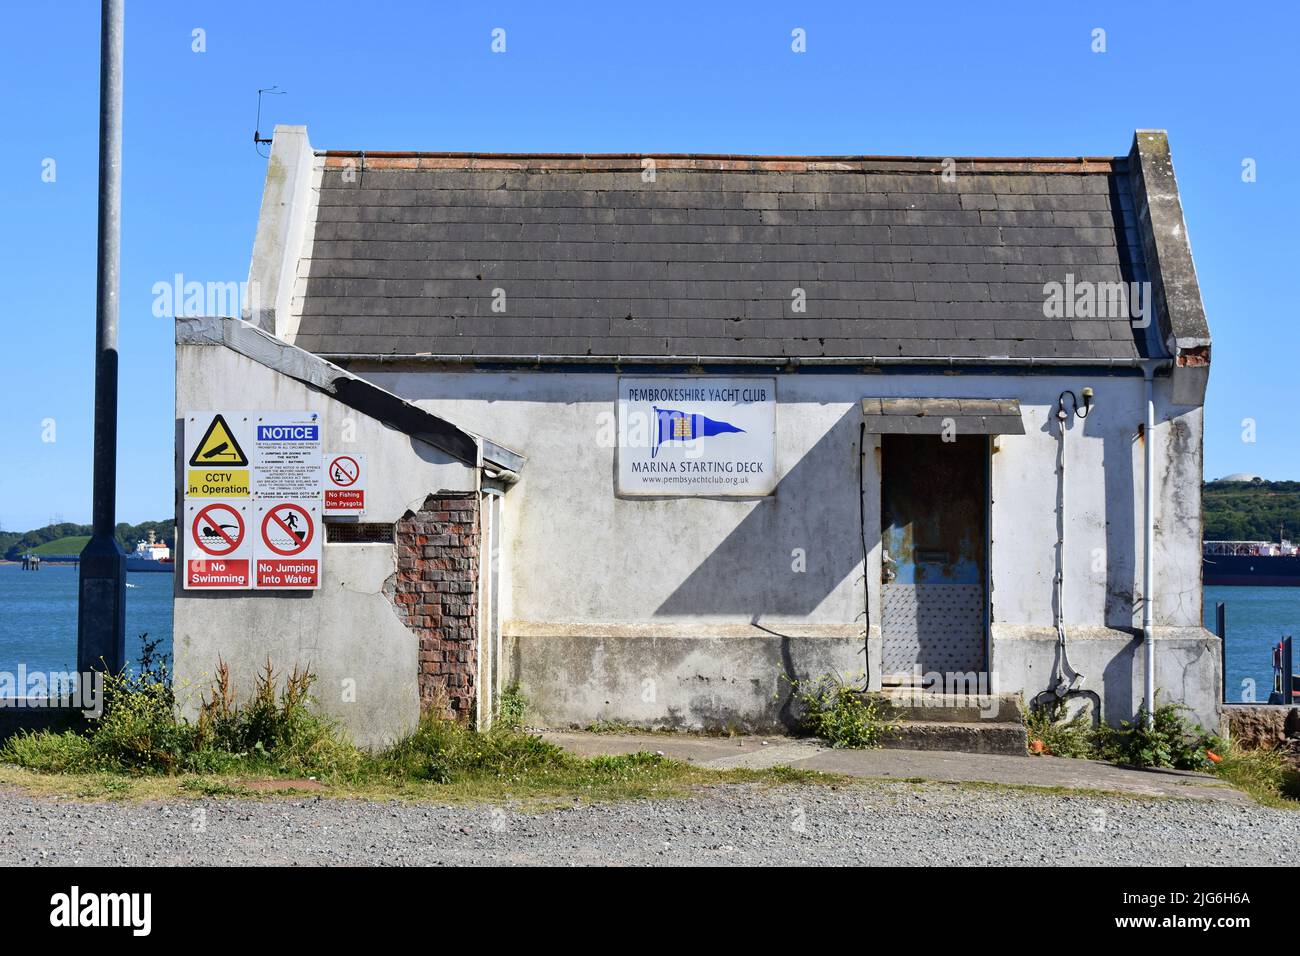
top-left (77, 0), bottom-right (127, 677)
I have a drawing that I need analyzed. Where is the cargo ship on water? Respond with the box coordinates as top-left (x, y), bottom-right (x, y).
top-left (1203, 537), bottom-right (1300, 586)
top-left (125, 530), bottom-right (173, 573)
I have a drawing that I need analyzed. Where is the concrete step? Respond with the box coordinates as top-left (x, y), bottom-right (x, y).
top-left (882, 675), bottom-right (929, 688)
top-left (883, 720), bottom-right (1028, 756)
top-left (877, 689), bottom-right (1024, 724)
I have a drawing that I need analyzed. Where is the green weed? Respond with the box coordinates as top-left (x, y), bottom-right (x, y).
top-left (787, 672), bottom-right (896, 749)
top-left (1093, 702), bottom-right (1225, 772)
top-left (496, 684), bottom-right (528, 731)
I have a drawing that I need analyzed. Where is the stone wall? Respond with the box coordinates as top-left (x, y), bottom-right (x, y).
top-left (393, 495), bottom-right (480, 720)
top-left (1223, 705), bottom-right (1299, 750)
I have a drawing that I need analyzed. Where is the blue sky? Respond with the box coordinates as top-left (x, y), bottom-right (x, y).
top-left (0, 1), bottom-right (1295, 531)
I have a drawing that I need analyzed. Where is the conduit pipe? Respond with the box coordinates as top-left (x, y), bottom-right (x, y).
top-left (1142, 363), bottom-right (1157, 728)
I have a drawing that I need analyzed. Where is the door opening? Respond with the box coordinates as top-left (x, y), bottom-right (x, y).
top-left (880, 434), bottom-right (989, 688)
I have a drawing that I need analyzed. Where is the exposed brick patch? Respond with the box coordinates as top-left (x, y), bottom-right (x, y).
top-left (393, 495), bottom-right (479, 720)
top-left (1176, 344), bottom-right (1211, 367)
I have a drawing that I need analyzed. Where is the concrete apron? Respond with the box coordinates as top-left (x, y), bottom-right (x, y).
top-left (543, 731), bottom-right (1251, 804)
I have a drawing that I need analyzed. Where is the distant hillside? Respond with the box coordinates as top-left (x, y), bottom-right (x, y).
top-left (28, 535), bottom-right (91, 556)
top-left (1, 520), bottom-right (173, 561)
top-left (1203, 480), bottom-right (1300, 542)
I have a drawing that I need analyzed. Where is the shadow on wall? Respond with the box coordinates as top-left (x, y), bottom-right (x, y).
top-left (1103, 421), bottom-right (1139, 630)
top-left (1101, 641), bottom-right (1138, 721)
top-left (654, 406), bottom-right (864, 617)
top-left (1038, 409), bottom-right (1139, 631)
top-left (407, 434), bottom-right (465, 469)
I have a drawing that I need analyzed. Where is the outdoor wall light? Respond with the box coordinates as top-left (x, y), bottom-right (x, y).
top-left (1056, 387), bottom-right (1094, 422)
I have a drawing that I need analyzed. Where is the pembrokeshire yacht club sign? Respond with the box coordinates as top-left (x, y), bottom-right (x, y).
top-left (616, 377), bottom-right (776, 497)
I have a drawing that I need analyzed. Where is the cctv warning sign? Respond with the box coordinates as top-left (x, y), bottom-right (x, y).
top-left (187, 469), bottom-right (251, 497)
top-left (184, 500), bottom-right (252, 589)
top-left (189, 413), bottom-right (249, 467)
top-left (184, 412), bottom-right (252, 498)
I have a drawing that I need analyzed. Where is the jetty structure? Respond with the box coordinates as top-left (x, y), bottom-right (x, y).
top-left (173, 127), bottom-right (1216, 748)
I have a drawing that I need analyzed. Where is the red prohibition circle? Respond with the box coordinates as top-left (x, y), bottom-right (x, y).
top-left (261, 504), bottom-right (314, 556)
top-left (192, 504), bottom-right (244, 556)
top-left (329, 455), bottom-right (360, 487)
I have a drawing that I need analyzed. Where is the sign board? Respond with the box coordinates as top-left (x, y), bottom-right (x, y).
top-left (183, 499), bottom-right (252, 589)
top-left (182, 409), bottom-right (326, 590)
top-left (324, 454), bottom-right (366, 515)
top-left (252, 413), bottom-right (323, 500)
top-left (616, 377), bottom-right (776, 496)
top-left (184, 412), bottom-right (252, 498)
top-left (255, 500), bottom-right (321, 589)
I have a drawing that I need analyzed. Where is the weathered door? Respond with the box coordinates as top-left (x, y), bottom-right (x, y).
top-left (880, 435), bottom-right (988, 682)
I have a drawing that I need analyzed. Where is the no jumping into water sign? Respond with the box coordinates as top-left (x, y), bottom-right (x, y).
top-left (255, 500), bottom-right (321, 589)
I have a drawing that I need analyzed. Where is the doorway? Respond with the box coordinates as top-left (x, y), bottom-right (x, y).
top-left (880, 434), bottom-right (989, 685)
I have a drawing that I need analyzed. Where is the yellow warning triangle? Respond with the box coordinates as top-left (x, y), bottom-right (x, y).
top-left (190, 414), bottom-right (249, 467)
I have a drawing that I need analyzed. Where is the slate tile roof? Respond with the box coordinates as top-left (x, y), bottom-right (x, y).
top-left (294, 154), bottom-right (1150, 362)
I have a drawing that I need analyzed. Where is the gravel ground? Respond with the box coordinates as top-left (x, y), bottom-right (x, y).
top-left (3, 782), bottom-right (1297, 866)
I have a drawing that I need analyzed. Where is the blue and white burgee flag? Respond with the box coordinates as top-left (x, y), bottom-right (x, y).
top-left (652, 407), bottom-right (744, 457)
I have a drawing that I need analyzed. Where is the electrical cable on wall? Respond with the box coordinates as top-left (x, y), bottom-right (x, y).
top-left (858, 421), bottom-right (872, 691)
top-left (1034, 388), bottom-right (1102, 723)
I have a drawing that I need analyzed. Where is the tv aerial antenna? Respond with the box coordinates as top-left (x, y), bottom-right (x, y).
top-left (253, 86), bottom-right (287, 157)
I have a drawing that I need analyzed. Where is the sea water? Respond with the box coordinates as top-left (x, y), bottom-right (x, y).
top-left (0, 564), bottom-right (173, 687)
top-left (1205, 584), bottom-right (1299, 704)
top-left (0, 565), bottom-right (1292, 704)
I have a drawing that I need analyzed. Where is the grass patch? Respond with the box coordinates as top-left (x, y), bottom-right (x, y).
top-left (0, 745), bottom-right (842, 807)
top-left (1211, 744), bottom-right (1300, 809)
top-left (365, 715), bottom-right (566, 785)
top-left (762, 764), bottom-right (828, 784)
top-left (583, 719), bottom-right (646, 735)
top-left (902, 776), bottom-right (1170, 803)
top-left (0, 643), bottom-right (842, 806)
top-left (178, 777), bottom-right (253, 798)
top-left (28, 536), bottom-right (90, 556)
top-left (0, 641), bottom-right (356, 779)
top-left (1024, 698), bottom-right (1300, 807)
top-left (0, 728), bottom-right (96, 773)
top-left (581, 720), bottom-right (742, 738)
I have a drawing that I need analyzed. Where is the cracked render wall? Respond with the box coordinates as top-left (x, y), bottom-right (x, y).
top-left (173, 344), bottom-right (479, 748)
top-left (363, 368), bottom-right (1219, 731)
